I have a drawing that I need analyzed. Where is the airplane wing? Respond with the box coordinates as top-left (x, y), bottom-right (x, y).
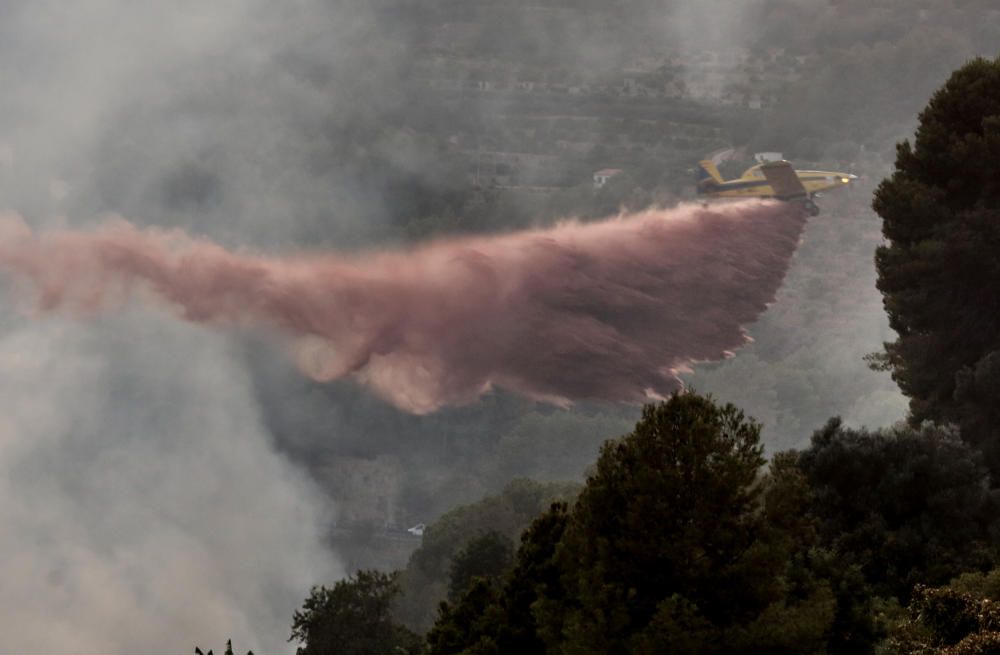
top-left (760, 161), bottom-right (808, 200)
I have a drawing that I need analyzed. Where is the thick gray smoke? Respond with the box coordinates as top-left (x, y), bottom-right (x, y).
top-left (0, 1), bottom-right (409, 246)
top-left (0, 0), bottom-right (940, 648)
top-left (0, 312), bottom-right (339, 654)
top-left (0, 1), bottom-right (364, 653)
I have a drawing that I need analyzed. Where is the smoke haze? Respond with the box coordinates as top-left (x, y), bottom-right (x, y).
top-left (0, 312), bottom-right (339, 654)
top-left (2, 0), bottom-right (976, 648)
top-left (0, 200), bottom-right (803, 413)
top-left (0, 1), bottom-right (376, 652)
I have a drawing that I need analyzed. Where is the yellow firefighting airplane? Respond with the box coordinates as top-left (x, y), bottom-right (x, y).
top-left (696, 159), bottom-right (857, 216)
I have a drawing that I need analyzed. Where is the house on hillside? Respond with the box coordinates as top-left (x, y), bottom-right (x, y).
top-left (593, 168), bottom-right (624, 188)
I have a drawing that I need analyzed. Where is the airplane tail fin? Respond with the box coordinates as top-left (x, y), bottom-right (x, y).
top-left (696, 160), bottom-right (723, 193)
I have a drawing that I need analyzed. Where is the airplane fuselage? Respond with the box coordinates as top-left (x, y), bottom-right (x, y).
top-left (698, 164), bottom-right (856, 199)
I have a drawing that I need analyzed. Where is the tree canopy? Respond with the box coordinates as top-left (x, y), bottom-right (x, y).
top-left (795, 418), bottom-right (1000, 601)
top-left (873, 56), bottom-right (1000, 473)
top-left (447, 531), bottom-right (515, 602)
top-left (289, 571), bottom-right (421, 655)
top-left (428, 393), bottom-right (843, 655)
top-left (395, 478), bottom-right (579, 632)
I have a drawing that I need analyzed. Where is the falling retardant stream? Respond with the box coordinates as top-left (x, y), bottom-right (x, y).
top-left (0, 200), bottom-right (804, 413)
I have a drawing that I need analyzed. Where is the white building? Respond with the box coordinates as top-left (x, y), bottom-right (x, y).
top-left (593, 168), bottom-right (624, 188)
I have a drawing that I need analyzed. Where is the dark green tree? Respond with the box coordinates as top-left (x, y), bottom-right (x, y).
top-left (194, 642), bottom-right (253, 655)
top-left (873, 56), bottom-right (1000, 473)
top-left (395, 479), bottom-right (578, 632)
top-left (427, 503), bottom-right (570, 655)
top-left (426, 579), bottom-right (504, 655)
top-left (429, 394), bottom-right (841, 655)
top-left (447, 531), bottom-right (515, 601)
top-left (551, 394), bottom-right (766, 652)
top-left (289, 570), bottom-right (421, 655)
top-left (795, 419), bottom-right (1000, 601)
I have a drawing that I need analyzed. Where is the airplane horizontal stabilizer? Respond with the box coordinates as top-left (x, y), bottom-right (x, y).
top-left (696, 160), bottom-right (724, 192)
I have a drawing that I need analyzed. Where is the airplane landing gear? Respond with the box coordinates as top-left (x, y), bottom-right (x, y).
top-left (803, 198), bottom-right (820, 216)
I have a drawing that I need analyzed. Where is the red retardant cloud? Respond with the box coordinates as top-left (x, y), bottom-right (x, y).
top-left (0, 200), bottom-right (804, 413)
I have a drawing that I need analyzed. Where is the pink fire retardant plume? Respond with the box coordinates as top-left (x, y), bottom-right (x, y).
top-left (0, 200), bottom-right (804, 413)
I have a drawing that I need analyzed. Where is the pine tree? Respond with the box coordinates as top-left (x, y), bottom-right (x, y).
top-left (873, 56), bottom-right (1000, 474)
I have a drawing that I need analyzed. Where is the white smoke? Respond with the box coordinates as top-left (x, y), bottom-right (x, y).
top-left (0, 311), bottom-right (339, 654)
top-left (657, 0), bottom-right (760, 101)
top-left (0, 2), bottom-right (357, 650)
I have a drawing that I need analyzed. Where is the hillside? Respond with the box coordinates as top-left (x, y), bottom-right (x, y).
top-left (244, 0), bottom-right (1000, 569)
